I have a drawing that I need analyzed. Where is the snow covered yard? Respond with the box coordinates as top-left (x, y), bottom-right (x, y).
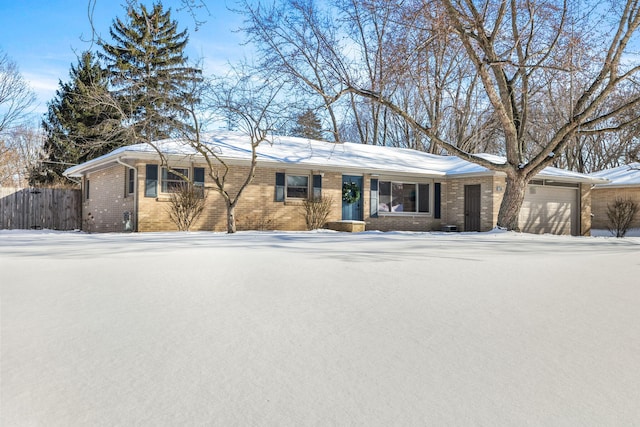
top-left (1, 230), bottom-right (639, 426)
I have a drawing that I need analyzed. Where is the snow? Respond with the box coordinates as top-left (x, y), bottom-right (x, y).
top-left (591, 228), bottom-right (640, 237)
top-left (64, 131), bottom-right (601, 183)
top-left (591, 162), bottom-right (640, 187)
top-left (2, 229), bottom-right (640, 426)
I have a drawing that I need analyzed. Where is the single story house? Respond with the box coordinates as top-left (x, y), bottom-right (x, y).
top-left (589, 163), bottom-right (640, 231)
top-left (63, 132), bottom-right (604, 235)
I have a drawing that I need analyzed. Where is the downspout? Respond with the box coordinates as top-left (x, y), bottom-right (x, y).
top-left (116, 157), bottom-right (138, 232)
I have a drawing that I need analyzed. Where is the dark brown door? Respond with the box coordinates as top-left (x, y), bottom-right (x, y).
top-left (464, 184), bottom-right (481, 231)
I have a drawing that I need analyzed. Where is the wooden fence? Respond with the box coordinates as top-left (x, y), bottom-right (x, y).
top-left (0, 187), bottom-right (82, 230)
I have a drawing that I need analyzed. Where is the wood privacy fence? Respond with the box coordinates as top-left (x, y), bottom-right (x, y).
top-left (0, 187), bottom-right (82, 230)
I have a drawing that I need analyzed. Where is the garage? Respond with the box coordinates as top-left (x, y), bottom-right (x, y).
top-left (519, 182), bottom-right (579, 235)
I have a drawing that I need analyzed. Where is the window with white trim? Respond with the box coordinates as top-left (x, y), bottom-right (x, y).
top-left (286, 175), bottom-right (309, 199)
top-left (378, 181), bottom-right (429, 213)
top-left (161, 167), bottom-right (189, 193)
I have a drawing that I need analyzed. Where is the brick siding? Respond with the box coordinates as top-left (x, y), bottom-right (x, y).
top-left (591, 187), bottom-right (640, 229)
top-left (83, 164), bottom-right (134, 233)
top-left (84, 160), bottom-right (594, 234)
top-left (580, 184), bottom-right (593, 235)
top-left (442, 176), bottom-right (501, 232)
top-left (363, 175), bottom-right (444, 232)
top-left (137, 164), bottom-right (345, 232)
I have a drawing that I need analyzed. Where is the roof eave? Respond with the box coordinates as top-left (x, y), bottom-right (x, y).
top-left (593, 182), bottom-right (639, 189)
top-left (535, 175), bottom-right (609, 184)
top-left (63, 150), bottom-right (199, 177)
top-left (445, 170), bottom-right (499, 178)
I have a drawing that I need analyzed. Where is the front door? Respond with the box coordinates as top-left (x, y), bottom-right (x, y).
top-left (464, 184), bottom-right (481, 231)
top-left (342, 175), bottom-right (363, 220)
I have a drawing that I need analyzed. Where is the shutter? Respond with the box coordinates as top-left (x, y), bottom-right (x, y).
top-left (313, 174), bottom-right (322, 199)
top-left (434, 182), bottom-right (441, 219)
top-left (275, 172), bottom-right (285, 201)
top-left (145, 164), bottom-right (158, 198)
top-left (418, 184), bottom-right (430, 213)
top-left (370, 178), bottom-right (378, 218)
top-left (194, 167), bottom-right (205, 185)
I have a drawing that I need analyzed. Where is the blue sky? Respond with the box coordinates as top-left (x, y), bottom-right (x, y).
top-left (0, 1), bottom-right (250, 116)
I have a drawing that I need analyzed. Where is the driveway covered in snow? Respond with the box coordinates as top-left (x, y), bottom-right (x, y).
top-left (1, 230), bottom-right (639, 426)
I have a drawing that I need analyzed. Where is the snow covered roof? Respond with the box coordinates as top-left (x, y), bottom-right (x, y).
top-left (64, 131), bottom-right (600, 183)
top-left (590, 163), bottom-right (640, 188)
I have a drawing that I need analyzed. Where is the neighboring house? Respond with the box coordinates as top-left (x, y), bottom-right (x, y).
top-left (589, 163), bottom-right (640, 231)
top-left (63, 132), bottom-right (602, 235)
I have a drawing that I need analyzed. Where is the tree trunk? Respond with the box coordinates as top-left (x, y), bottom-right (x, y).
top-left (496, 173), bottom-right (528, 231)
top-left (226, 203), bottom-right (236, 234)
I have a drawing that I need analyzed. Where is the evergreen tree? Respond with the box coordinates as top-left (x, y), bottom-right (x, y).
top-left (32, 51), bottom-right (121, 185)
top-left (99, 2), bottom-right (201, 142)
top-left (292, 109), bottom-right (323, 140)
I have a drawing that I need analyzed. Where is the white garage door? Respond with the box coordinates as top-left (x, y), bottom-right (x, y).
top-left (519, 185), bottom-right (578, 235)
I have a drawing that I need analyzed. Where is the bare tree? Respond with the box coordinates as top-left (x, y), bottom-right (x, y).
top-left (239, 0), bottom-right (346, 142)
top-left (556, 89), bottom-right (640, 172)
top-left (12, 125), bottom-right (43, 186)
top-left (0, 141), bottom-right (21, 186)
top-left (243, 0), bottom-right (640, 231)
top-left (0, 51), bottom-right (36, 136)
top-left (607, 197), bottom-right (639, 238)
top-left (1, 125), bottom-right (43, 187)
top-left (382, 0), bottom-right (497, 154)
top-left (338, 0), bottom-right (396, 146)
top-left (428, 0), bottom-right (640, 229)
top-left (240, 0), bottom-right (500, 154)
top-left (200, 70), bottom-right (288, 233)
top-left (155, 66), bottom-right (289, 233)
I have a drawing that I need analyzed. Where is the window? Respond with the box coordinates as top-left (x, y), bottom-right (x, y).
top-left (378, 181), bottom-right (429, 214)
top-left (275, 173), bottom-right (285, 201)
top-left (370, 178), bottom-right (379, 217)
top-left (85, 179), bottom-right (90, 200)
top-left (161, 168), bottom-right (189, 193)
top-left (145, 164), bottom-right (158, 198)
top-left (275, 173), bottom-right (314, 201)
top-left (127, 168), bottom-right (135, 195)
top-left (193, 167), bottom-right (205, 198)
top-left (286, 175), bottom-right (309, 199)
top-left (312, 174), bottom-right (322, 199)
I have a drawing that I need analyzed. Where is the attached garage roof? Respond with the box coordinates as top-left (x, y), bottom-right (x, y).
top-left (590, 163), bottom-right (640, 188)
top-left (64, 131), bottom-right (601, 183)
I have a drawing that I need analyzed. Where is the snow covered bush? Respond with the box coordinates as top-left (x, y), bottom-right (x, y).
top-left (301, 196), bottom-right (333, 230)
top-left (607, 197), bottom-right (639, 238)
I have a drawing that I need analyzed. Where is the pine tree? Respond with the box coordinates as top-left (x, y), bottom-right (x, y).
top-left (292, 109), bottom-right (323, 140)
top-left (32, 52), bottom-right (121, 185)
top-left (99, 2), bottom-right (201, 142)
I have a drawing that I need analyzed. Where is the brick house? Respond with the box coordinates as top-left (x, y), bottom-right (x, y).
top-left (63, 132), bottom-right (602, 235)
top-left (590, 163), bottom-right (640, 231)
